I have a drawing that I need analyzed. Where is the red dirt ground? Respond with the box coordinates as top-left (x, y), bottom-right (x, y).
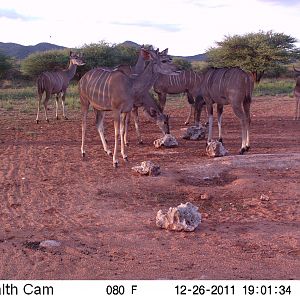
top-left (0, 96), bottom-right (299, 280)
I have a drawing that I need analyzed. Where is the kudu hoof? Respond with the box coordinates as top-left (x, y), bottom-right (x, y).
top-left (245, 145), bottom-right (250, 152)
top-left (113, 161), bottom-right (119, 168)
top-left (64, 116), bottom-right (69, 120)
top-left (123, 156), bottom-right (128, 162)
top-left (184, 121), bottom-right (190, 125)
top-left (239, 148), bottom-right (246, 155)
top-left (218, 138), bottom-right (224, 145)
top-left (36, 120), bottom-right (39, 124)
top-left (106, 150), bottom-right (112, 156)
top-left (81, 152), bottom-right (86, 158)
top-left (56, 116), bottom-right (59, 120)
top-left (46, 119), bottom-right (50, 123)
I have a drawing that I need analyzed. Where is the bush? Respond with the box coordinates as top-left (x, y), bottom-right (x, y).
top-left (21, 50), bottom-right (70, 77)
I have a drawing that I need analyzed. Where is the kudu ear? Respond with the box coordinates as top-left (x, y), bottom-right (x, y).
top-left (160, 48), bottom-right (169, 55)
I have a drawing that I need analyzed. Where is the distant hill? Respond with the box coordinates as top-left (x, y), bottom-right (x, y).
top-left (0, 42), bottom-right (66, 59)
top-left (0, 40), bottom-right (206, 62)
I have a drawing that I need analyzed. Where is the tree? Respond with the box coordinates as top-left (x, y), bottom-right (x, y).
top-left (207, 31), bottom-right (300, 82)
top-left (173, 57), bottom-right (192, 70)
top-left (21, 50), bottom-right (69, 77)
top-left (0, 51), bottom-right (13, 79)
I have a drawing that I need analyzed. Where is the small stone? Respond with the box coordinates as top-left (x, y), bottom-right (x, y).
top-left (200, 193), bottom-right (209, 200)
top-left (260, 194), bottom-right (270, 201)
top-left (39, 240), bottom-right (61, 248)
top-left (182, 125), bottom-right (206, 140)
top-left (206, 140), bottom-right (229, 157)
top-left (154, 134), bottom-right (178, 148)
top-left (132, 161), bottom-right (161, 176)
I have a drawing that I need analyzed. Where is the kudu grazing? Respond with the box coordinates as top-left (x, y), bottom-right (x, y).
top-left (195, 67), bottom-right (254, 154)
top-left (293, 66), bottom-right (300, 120)
top-left (114, 48), bottom-right (171, 144)
top-left (79, 48), bottom-right (177, 167)
top-left (153, 70), bottom-right (204, 125)
top-left (36, 51), bottom-right (85, 123)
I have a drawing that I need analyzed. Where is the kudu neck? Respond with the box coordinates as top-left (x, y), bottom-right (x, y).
top-left (65, 60), bottom-right (78, 80)
top-left (132, 61), bottom-right (158, 96)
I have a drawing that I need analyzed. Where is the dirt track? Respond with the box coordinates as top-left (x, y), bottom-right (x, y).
top-left (0, 96), bottom-right (299, 279)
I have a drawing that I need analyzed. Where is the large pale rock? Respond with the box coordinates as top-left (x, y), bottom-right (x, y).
top-left (154, 134), bottom-right (178, 148)
top-left (182, 125), bottom-right (206, 140)
top-left (156, 202), bottom-right (201, 232)
top-left (132, 161), bottom-right (161, 176)
top-left (206, 140), bottom-right (229, 157)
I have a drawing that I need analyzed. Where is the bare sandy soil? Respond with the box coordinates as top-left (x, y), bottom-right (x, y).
top-left (0, 96), bottom-right (299, 280)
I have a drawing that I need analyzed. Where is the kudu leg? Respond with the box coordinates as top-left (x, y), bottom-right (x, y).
top-left (206, 105), bottom-right (214, 143)
top-left (131, 107), bottom-right (143, 144)
top-left (36, 93), bottom-right (42, 124)
top-left (185, 104), bottom-right (194, 125)
top-left (120, 112), bottom-right (129, 161)
top-left (61, 93), bottom-right (68, 120)
top-left (43, 92), bottom-right (50, 122)
top-left (217, 104), bottom-right (224, 144)
top-left (158, 93), bottom-right (167, 112)
top-left (243, 100), bottom-right (251, 151)
top-left (232, 103), bottom-right (248, 154)
top-left (113, 113), bottom-right (121, 167)
top-left (95, 110), bottom-right (112, 156)
top-left (81, 108), bottom-right (88, 157)
top-left (55, 94), bottom-right (59, 120)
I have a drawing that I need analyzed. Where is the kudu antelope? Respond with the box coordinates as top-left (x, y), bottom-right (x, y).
top-left (114, 48), bottom-right (171, 144)
top-left (36, 51), bottom-right (85, 123)
top-left (195, 67), bottom-right (254, 154)
top-left (154, 70), bottom-right (204, 125)
top-left (79, 48), bottom-right (176, 167)
top-left (293, 66), bottom-right (300, 120)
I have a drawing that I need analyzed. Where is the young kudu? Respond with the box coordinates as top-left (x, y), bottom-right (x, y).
top-left (153, 70), bottom-right (204, 125)
top-left (293, 66), bottom-right (300, 120)
top-left (195, 67), bottom-right (254, 154)
top-left (36, 51), bottom-right (85, 123)
top-left (79, 49), bottom-right (176, 167)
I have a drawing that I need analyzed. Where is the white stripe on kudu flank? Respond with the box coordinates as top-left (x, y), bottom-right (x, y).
top-left (102, 72), bottom-right (111, 101)
top-left (92, 70), bottom-right (107, 101)
top-left (86, 69), bottom-right (98, 95)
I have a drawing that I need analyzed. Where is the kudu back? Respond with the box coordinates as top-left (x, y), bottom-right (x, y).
top-left (293, 66), bottom-right (300, 120)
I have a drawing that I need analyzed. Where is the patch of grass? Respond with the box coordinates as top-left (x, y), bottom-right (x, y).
top-left (254, 79), bottom-right (295, 96)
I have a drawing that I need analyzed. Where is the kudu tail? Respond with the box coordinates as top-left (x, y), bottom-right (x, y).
top-left (37, 75), bottom-right (45, 96)
top-left (244, 73), bottom-right (254, 104)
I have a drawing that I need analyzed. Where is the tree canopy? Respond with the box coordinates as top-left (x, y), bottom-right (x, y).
top-left (0, 51), bottom-right (13, 79)
top-left (206, 31), bottom-right (300, 82)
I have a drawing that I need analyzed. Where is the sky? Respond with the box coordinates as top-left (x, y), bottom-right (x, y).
top-left (0, 0), bottom-right (299, 56)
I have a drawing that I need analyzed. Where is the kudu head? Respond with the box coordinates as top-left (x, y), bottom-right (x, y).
top-left (144, 48), bottom-right (177, 75)
top-left (69, 51), bottom-right (85, 66)
top-left (149, 107), bottom-right (170, 135)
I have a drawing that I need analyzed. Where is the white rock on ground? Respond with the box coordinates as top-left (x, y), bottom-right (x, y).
top-left (156, 202), bottom-right (201, 232)
top-left (132, 161), bottom-right (161, 176)
top-left (154, 134), bottom-right (178, 148)
top-left (206, 140), bottom-right (229, 157)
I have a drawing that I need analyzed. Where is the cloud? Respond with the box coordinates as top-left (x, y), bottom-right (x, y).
top-left (184, 0), bottom-right (229, 9)
top-left (111, 21), bottom-right (182, 32)
top-left (258, 0), bottom-right (300, 6)
top-left (0, 8), bottom-right (37, 21)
